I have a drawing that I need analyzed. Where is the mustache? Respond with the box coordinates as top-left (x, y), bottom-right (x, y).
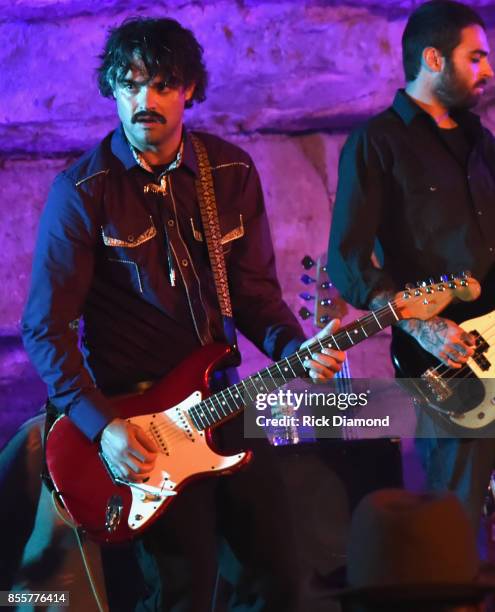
top-left (132, 111), bottom-right (166, 124)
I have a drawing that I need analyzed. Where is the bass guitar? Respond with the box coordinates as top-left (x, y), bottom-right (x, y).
top-left (45, 275), bottom-right (479, 543)
top-left (392, 308), bottom-right (495, 431)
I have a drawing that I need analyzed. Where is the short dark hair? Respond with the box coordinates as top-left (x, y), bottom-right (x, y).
top-left (97, 17), bottom-right (207, 107)
top-left (402, 0), bottom-right (485, 82)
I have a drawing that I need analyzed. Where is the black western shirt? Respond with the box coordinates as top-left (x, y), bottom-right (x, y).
top-left (328, 89), bottom-right (495, 318)
top-left (21, 126), bottom-right (305, 440)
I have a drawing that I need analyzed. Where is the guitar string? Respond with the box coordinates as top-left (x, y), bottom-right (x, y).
top-left (147, 305), bottom-right (397, 441)
top-left (413, 322), bottom-right (495, 397)
top-left (141, 292), bottom-right (462, 439)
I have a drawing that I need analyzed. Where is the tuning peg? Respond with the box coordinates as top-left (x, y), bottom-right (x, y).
top-left (427, 277), bottom-right (435, 285)
top-left (319, 315), bottom-right (330, 324)
top-left (301, 255), bottom-right (315, 270)
top-left (300, 273), bottom-right (316, 285)
top-left (298, 306), bottom-right (312, 320)
top-left (320, 281), bottom-right (332, 289)
top-left (440, 274), bottom-right (449, 283)
top-left (460, 270), bottom-right (471, 278)
top-left (319, 298), bottom-right (333, 306)
top-left (299, 292), bottom-right (315, 301)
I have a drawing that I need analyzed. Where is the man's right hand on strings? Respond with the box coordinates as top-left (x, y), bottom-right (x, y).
top-left (100, 417), bottom-right (158, 482)
top-left (400, 316), bottom-right (476, 369)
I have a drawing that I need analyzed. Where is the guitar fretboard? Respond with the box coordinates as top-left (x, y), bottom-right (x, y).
top-left (187, 301), bottom-right (400, 431)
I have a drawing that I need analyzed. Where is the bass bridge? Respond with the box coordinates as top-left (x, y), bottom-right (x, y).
top-left (421, 368), bottom-right (453, 403)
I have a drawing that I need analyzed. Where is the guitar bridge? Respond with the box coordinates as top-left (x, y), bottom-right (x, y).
top-left (421, 368), bottom-right (453, 403)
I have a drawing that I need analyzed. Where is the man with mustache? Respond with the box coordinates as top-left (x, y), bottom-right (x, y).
top-left (21, 16), bottom-right (344, 612)
top-left (329, 0), bottom-right (495, 527)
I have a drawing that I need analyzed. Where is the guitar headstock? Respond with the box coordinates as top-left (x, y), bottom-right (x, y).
top-left (299, 254), bottom-right (348, 329)
top-left (394, 273), bottom-right (481, 320)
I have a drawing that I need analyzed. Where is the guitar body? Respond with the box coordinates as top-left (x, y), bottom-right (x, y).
top-left (45, 343), bottom-right (252, 544)
top-left (392, 310), bottom-right (495, 431)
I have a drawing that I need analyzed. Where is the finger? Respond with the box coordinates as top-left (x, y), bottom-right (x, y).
top-left (460, 331), bottom-right (477, 346)
top-left (133, 427), bottom-right (159, 455)
top-left (320, 348), bottom-right (346, 363)
top-left (439, 351), bottom-right (463, 369)
top-left (307, 353), bottom-right (344, 372)
top-left (315, 318), bottom-right (341, 340)
top-left (123, 457), bottom-right (155, 482)
top-left (450, 342), bottom-right (473, 359)
top-left (308, 370), bottom-right (328, 382)
top-left (304, 358), bottom-right (338, 379)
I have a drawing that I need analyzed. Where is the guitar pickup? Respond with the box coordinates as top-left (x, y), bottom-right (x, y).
top-left (473, 353), bottom-right (491, 371)
top-left (470, 330), bottom-right (489, 353)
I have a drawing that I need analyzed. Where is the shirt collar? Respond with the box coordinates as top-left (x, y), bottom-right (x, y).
top-left (110, 123), bottom-right (199, 176)
top-left (392, 88), bottom-right (482, 136)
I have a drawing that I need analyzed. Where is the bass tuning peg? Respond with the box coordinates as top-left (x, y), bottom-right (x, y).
top-left (301, 255), bottom-right (315, 270)
top-left (299, 292), bottom-right (315, 301)
top-left (298, 307), bottom-right (312, 320)
top-left (300, 273), bottom-right (316, 285)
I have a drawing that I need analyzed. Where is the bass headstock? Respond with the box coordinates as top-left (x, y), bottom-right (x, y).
top-left (394, 272), bottom-right (481, 320)
top-left (298, 254), bottom-right (348, 329)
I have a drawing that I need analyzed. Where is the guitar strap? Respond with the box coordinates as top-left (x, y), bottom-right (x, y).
top-left (190, 133), bottom-right (238, 351)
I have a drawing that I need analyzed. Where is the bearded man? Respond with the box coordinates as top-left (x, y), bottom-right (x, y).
top-left (328, 0), bottom-right (495, 527)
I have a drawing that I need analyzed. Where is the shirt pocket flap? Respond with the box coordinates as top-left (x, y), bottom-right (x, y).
top-left (101, 216), bottom-right (157, 248)
top-left (190, 213), bottom-right (244, 246)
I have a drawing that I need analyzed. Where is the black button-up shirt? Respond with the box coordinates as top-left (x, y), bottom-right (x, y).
top-left (328, 89), bottom-right (495, 317)
top-left (22, 126), bottom-right (304, 440)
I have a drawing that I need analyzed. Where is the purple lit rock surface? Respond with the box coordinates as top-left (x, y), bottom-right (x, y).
top-left (2, 0), bottom-right (493, 448)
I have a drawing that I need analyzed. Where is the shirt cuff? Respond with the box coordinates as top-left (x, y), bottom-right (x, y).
top-left (68, 393), bottom-right (115, 441)
top-left (280, 336), bottom-right (306, 360)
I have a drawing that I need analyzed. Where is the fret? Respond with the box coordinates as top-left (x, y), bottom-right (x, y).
top-left (212, 393), bottom-right (229, 417)
top-left (331, 334), bottom-right (341, 350)
top-left (226, 386), bottom-right (242, 410)
top-left (284, 357), bottom-right (297, 378)
top-left (295, 351), bottom-right (307, 371)
top-left (188, 406), bottom-right (202, 430)
top-left (245, 375), bottom-right (262, 399)
top-left (265, 366), bottom-right (279, 390)
top-left (273, 360), bottom-right (289, 383)
top-left (388, 301), bottom-right (400, 321)
top-left (239, 378), bottom-right (255, 402)
top-left (345, 330), bottom-right (355, 345)
top-left (197, 401), bottom-right (214, 426)
top-left (258, 368), bottom-right (278, 392)
top-left (193, 403), bottom-right (210, 429)
top-left (256, 373), bottom-right (269, 393)
top-left (205, 397), bottom-right (221, 423)
top-left (219, 390), bottom-right (234, 413)
top-left (372, 310), bottom-right (383, 329)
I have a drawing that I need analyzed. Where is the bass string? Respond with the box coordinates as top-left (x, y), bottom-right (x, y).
top-left (424, 320), bottom-right (495, 390)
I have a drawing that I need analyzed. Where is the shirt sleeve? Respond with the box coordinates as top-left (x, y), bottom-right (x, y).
top-left (21, 172), bottom-right (115, 441)
top-left (227, 161), bottom-right (306, 360)
top-left (327, 127), bottom-right (396, 309)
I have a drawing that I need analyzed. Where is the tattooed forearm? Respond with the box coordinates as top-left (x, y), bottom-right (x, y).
top-left (369, 292), bottom-right (446, 345)
top-left (400, 316), bottom-right (448, 349)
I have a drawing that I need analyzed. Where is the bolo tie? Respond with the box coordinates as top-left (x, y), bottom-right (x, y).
top-left (132, 140), bottom-right (184, 287)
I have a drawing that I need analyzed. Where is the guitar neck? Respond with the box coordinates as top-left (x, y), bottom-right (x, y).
top-left (187, 301), bottom-right (400, 431)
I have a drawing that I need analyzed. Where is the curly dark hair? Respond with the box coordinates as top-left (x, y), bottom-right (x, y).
top-left (402, 1), bottom-right (485, 83)
top-left (97, 17), bottom-right (207, 107)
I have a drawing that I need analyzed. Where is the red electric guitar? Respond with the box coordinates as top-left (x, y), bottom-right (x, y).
top-left (45, 275), bottom-right (480, 543)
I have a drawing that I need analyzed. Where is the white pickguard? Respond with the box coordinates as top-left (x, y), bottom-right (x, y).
top-left (443, 311), bottom-right (495, 429)
top-left (121, 391), bottom-right (246, 530)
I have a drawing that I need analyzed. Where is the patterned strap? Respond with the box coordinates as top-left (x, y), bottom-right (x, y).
top-left (190, 134), bottom-right (234, 322)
